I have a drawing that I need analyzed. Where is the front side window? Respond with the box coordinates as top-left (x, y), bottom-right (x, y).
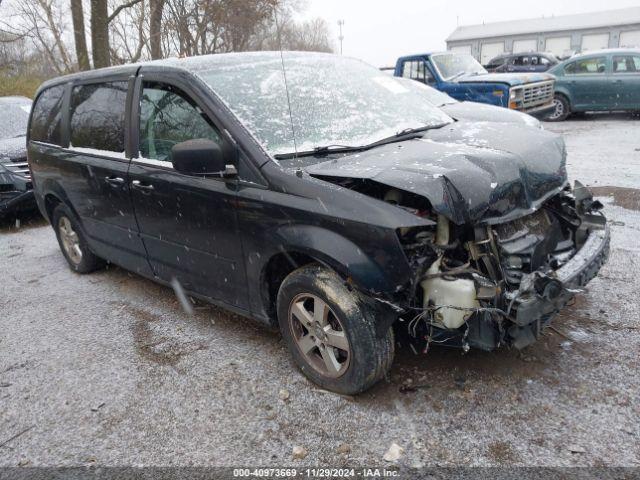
top-left (564, 57), bottom-right (607, 75)
top-left (612, 55), bottom-right (640, 73)
top-left (70, 82), bottom-right (128, 153)
top-left (139, 83), bottom-right (222, 162)
top-left (30, 86), bottom-right (64, 145)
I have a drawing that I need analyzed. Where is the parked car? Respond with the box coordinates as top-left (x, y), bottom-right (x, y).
top-left (396, 78), bottom-right (543, 128)
top-left (29, 52), bottom-right (609, 394)
top-left (485, 52), bottom-right (559, 73)
top-left (394, 52), bottom-right (555, 117)
top-left (546, 48), bottom-right (640, 121)
top-left (0, 96), bottom-right (35, 215)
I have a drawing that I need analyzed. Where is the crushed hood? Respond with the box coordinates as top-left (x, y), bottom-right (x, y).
top-left (306, 121), bottom-right (567, 225)
top-left (457, 72), bottom-right (554, 87)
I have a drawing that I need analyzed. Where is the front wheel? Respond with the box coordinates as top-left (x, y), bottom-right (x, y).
top-left (546, 94), bottom-right (570, 121)
top-left (277, 265), bottom-right (394, 395)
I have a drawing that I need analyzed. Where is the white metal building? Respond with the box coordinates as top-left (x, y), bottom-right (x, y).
top-left (446, 7), bottom-right (640, 64)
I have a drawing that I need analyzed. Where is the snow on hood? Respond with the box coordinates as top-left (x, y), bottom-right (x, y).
top-left (441, 102), bottom-right (541, 128)
top-left (306, 121), bottom-right (567, 225)
top-left (457, 72), bottom-right (555, 86)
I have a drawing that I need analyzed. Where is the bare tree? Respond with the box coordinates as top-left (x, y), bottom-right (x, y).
top-left (70, 0), bottom-right (89, 70)
top-left (1, 0), bottom-right (74, 73)
top-left (149, 0), bottom-right (163, 58)
top-left (90, 0), bottom-right (109, 67)
top-left (109, 0), bottom-right (147, 64)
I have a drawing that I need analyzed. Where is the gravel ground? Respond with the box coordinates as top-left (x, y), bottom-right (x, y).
top-left (1, 114), bottom-right (639, 469)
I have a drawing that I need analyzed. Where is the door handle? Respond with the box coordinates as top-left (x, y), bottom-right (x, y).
top-left (131, 180), bottom-right (155, 192)
top-left (105, 176), bottom-right (125, 186)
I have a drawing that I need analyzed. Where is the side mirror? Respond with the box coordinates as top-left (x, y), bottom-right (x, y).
top-left (171, 138), bottom-right (236, 177)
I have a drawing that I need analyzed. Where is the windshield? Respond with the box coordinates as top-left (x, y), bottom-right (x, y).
top-left (0, 99), bottom-right (31, 140)
top-left (197, 53), bottom-right (452, 158)
top-left (431, 53), bottom-right (487, 81)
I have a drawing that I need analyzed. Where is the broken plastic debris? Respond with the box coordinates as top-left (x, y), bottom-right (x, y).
top-left (383, 442), bottom-right (403, 462)
top-left (278, 389), bottom-right (290, 401)
top-left (292, 445), bottom-right (307, 460)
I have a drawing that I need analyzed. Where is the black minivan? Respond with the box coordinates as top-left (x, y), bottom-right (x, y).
top-left (28, 52), bottom-right (609, 394)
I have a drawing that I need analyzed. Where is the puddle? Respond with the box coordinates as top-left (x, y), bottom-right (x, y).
top-left (591, 186), bottom-right (640, 212)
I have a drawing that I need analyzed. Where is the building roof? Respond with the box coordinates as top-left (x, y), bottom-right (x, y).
top-left (447, 7), bottom-right (640, 42)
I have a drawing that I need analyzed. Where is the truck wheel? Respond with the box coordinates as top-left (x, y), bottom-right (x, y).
top-left (277, 264), bottom-right (394, 395)
top-left (546, 94), bottom-right (570, 121)
top-left (52, 204), bottom-right (105, 274)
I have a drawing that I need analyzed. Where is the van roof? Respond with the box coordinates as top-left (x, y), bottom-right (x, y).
top-left (38, 51), bottom-right (338, 91)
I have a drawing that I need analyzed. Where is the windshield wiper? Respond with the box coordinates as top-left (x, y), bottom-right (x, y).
top-left (273, 124), bottom-right (449, 160)
top-left (274, 144), bottom-right (362, 160)
top-left (449, 72), bottom-right (467, 81)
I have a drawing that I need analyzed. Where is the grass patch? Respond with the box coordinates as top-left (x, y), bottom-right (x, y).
top-left (0, 74), bottom-right (47, 98)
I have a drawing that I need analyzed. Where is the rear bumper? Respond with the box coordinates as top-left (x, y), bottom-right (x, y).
top-left (507, 225), bottom-right (610, 346)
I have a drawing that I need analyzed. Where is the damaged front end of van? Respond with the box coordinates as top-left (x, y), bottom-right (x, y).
top-left (306, 122), bottom-right (609, 352)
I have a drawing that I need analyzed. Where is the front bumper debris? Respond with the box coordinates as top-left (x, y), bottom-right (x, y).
top-left (505, 225), bottom-right (610, 347)
top-left (0, 190), bottom-right (36, 214)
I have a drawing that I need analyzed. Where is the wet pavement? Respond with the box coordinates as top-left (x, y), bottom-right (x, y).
top-left (1, 114), bottom-right (639, 468)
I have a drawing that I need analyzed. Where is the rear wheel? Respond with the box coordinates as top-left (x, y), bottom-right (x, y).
top-left (277, 264), bottom-right (394, 395)
top-left (52, 204), bottom-right (105, 273)
top-left (546, 94), bottom-right (570, 121)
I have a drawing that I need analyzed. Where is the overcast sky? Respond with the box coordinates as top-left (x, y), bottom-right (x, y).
top-left (301, 0), bottom-right (640, 67)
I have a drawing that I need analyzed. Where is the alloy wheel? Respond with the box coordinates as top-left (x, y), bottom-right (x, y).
top-left (58, 216), bottom-right (83, 265)
top-left (549, 98), bottom-right (564, 120)
top-left (288, 293), bottom-right (350, 378)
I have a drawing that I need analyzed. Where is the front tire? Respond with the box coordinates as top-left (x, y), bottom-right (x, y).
top-left (546, 94), bottom-right (570, 121)
top-left (52, 204), bottom-right (105, 274)
top-left (277, 265), bottom-right (394, 395)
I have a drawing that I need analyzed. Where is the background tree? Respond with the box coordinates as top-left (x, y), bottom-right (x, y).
top-left (0, 0), bottom-right (335, 96)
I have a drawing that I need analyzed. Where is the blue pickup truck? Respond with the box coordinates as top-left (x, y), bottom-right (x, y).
top-left (394, 52), bottom-right (556, 117)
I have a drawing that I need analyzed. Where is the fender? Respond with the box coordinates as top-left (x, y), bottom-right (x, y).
top-left (554, 87), bottom-right (573, 108)
top-left (271, 224), bottom-right (409, 296)
top-left (38, 177), bottom-right (81, 223)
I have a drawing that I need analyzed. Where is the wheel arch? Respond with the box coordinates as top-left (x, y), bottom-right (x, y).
top-left (259, 225), bottom-right (398, 325)
top-left (555, 89), bottom-right (572, 110)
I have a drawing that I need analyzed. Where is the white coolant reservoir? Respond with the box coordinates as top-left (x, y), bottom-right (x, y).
top-left (421, 258), bottom-right (479, 329)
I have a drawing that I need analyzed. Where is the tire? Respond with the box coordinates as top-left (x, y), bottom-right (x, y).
top-left (546, 94), bottom-right (570, 122)
top-left (52, 204), bottom-right (105, 274)
top-left (277, 264), bottom-right (394, 395)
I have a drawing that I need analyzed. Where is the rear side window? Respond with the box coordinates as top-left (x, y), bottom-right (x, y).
top-left (612, 55), bottom-right (640, 72)
top-left (30, 86), bottom-right (64, 145)
top-left (70, 82), bottom-right (128, 153)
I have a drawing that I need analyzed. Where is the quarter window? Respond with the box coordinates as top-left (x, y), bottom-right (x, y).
top-left (70, 82), bottom-right (128, 153)
top-left (564, 57), bottom-right (607, 75)
top-left (30, 86), bottom-right (64, 145)
top-left (139, 83), bottom-right (222, 162)
top-left (401, 60), bottom-right (435, 84)
top-left (612, 55), bottom-right (640, 72)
